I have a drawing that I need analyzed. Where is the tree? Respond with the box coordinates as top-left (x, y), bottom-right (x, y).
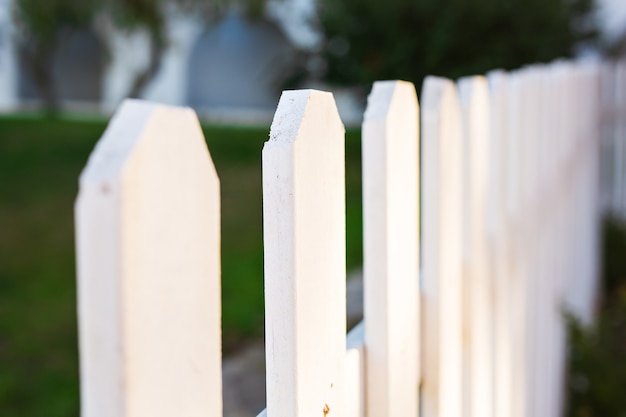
top-left (14, 0), bottom-right (270, 110)
top-left (14, 0), bottom-right (99, 110)
top-left (106, 0), bottom-right (168, 99)
top-left (317, 0), bottom-right (600, 88)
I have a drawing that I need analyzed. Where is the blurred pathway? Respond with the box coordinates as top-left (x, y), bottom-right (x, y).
top-left (223, 269), bottom-right (364, 417)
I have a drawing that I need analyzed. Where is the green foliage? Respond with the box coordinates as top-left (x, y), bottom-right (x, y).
top-left (318, 0), bottom-right (599, 87)
top-left (566, 218), bottom-right (626, 417)
top-left (14, 0), bottom-right (99, 46)
top-left (14, 0), bottom-right (101, 111)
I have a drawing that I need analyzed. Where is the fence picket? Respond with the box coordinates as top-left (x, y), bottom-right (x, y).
top-left (611, 60), bottom-right (620, 213)
top-left (362, 80), bottom-right (420, 417)
top-left (75, 100), bottom-right (222, 417)
top-left (421, 77), bottom-right (464, 417)
top-left (549, 62), bottom-right (570, 417)
top-left (262, 89), bottom-right (347, 417)
top-left (486, 70), bottom-right (514, 417)
top-left (70, 59), bottom-right (614, 417)
top-left (458, 75), bottom-right (493, 417)
top-left (504, 71), bottom-right (529, 417)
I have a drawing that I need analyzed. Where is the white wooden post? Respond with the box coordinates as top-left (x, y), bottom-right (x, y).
top-left (544, 63), bottom-right (564, 417)
top-left (599, 63), bottom-right (616, 212)
top-left (486, 69), bottom-right (514, 417)
top-left (505, 71), bottom-right (528, 417)
top-left (528, 67), bottom-right (548, 417)
top-left (613, 61), bottom-right (626, 219)
top-left (554, 61), bottom-right (575, 417)
top-left (421, 76), bottom-right (464, 417)
top-left (525, 67), bottom-right (544, 417)
top-left (579, 63), bottom-right (602, 324)
top-left (262, 89), bottom-right (346, 417)
top-left (362, 80), bottom-right (419, 417)
top-left (588, 62), bottom-right (600, 314)
top-left (75, 100), bottom-right (222, 417)
top-left (562, 65), bottom-right (594, 324)
top-left (458, 75), bottom-right (493, 417)
top-left (521, 68), bottom-right (536, 417)
top-left (538, 65), bottom-right (558, 417)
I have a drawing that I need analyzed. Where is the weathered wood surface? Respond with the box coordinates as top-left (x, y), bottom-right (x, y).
top-left (76, 100), bottom-right (222, 417)
top-left (262, 89), bottom-right (347, 417)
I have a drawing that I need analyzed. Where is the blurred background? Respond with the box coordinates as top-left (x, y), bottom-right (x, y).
top-left (0, 0), bottom-right (625, 416)
top-left (2, 0), bottom-right (626, 121)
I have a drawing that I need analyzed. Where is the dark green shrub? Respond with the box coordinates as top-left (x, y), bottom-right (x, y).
top-left (318, 0), bottom-right (599, 87)
top-left (566, 217), bottom-right (626, 417)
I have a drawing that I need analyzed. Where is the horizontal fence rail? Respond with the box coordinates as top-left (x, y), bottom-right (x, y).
top-left (75, 58), bottom-right (624, 417)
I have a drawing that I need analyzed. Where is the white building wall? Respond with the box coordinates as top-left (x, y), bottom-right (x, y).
top-left (141, 8), bottom-right (204, 107)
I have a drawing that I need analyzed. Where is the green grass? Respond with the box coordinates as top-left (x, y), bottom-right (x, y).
top-left (0, 114), bottom-right (363, 417)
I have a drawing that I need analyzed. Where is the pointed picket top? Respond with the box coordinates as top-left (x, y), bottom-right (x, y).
top-left (544, 62), bottom-right (567, 417)
top-left (262, 89), bottom-right (346, 417)
top-left (75, 100), bottom-right (222, 417)
top-left (508, 67), bottom-right (539, 417)
top-left (487, 69), bottom-right (516, 417)
top-left (458, 75), bottom-right (493, 417)
top-left (362, 80), bottom-right (420, 417)
top-left (458, 76), bottom-right (490, 263)
top-left (485, 70), bottom-right (508, 240)
top-left (541, 61), bottom-right (569, 417)
top-left (420, 76), bottom-right (464, 417)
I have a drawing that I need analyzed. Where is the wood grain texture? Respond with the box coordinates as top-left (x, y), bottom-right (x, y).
top-left (262, 89), bottom-right (346, 417)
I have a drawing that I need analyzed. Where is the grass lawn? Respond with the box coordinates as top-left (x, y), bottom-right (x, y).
top-left (0, 114), bottom-right (363, 416)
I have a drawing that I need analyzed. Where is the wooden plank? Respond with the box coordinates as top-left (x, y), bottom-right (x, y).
top-left (599, 63), bottom-right (616, 212)
top-left (588, 62), bottom-right (603, 319)
top-left (529, 66), bottom-right (557, 417)
top-left (544, 63), bottom-right (564, 417)
top-left (579, 63), bottom-right (602, 324)
top-left (522, 66), bottom-right (552, 417)
top-left (75, 100), bottom-right (222, 417)
top-left (421, 76), bottom-right (464, 417)
top-left (458, 75), bottom-right (493, 417)
top-left (526, 67), bottom-right (544, 417)
top-left (362, 80), bottom-right (419, 417)
top-left (549, 62), bottom-right (570, 417)
top-left (505, 71), bottom-right (529, 417)
top-left (486, 69), bottom-right (514, 417)
top-left (262, 89), bottom-right (346, 417)
top-left (613, 61), bottom-right (626, 219)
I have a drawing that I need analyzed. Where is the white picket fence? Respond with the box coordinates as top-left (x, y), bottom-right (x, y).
top-left (75, 59), bottom-right (623, 417)
top-left (600, 60), bottom-right (626, 220)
